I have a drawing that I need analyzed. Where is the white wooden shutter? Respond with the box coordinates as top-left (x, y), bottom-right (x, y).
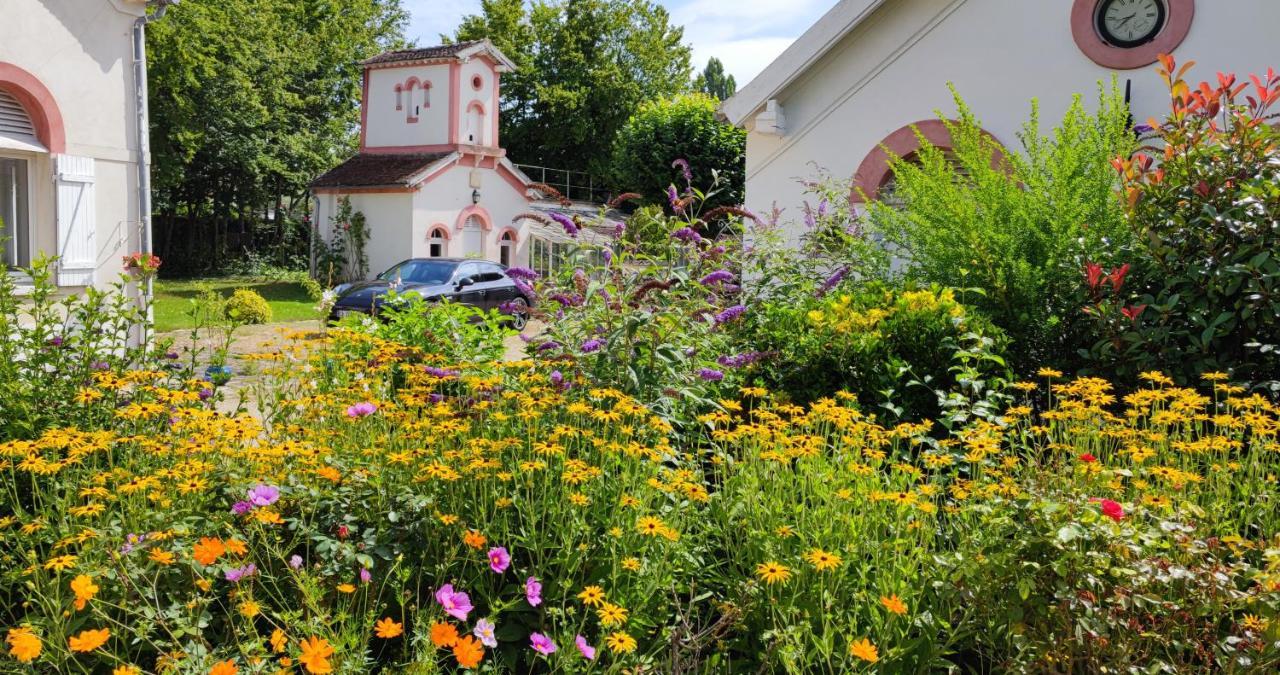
top-left (56, 155), bottom-right (97, 286)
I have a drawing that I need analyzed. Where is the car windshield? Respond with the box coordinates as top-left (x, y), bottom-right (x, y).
top-left (379, 260), bottom-right (457, 285)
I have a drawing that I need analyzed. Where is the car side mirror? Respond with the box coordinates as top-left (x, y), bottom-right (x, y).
top-left (455, 277), bottom-right (475, 289)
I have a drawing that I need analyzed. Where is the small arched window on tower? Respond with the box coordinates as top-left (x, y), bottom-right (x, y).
top-left (466, 102), bottom-right (486, 145)
top-left (404, 78), bottom-right (421, 123)
top-left (498, 230), bottom-right (515, 267)
top-left (428, 227), bottom-right (448, 258)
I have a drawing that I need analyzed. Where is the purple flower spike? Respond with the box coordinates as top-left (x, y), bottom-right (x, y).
top-left (699, 368), bottom-right (725, 382)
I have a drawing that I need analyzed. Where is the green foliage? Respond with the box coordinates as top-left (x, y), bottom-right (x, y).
top-left (692, 57), bottom-right (736, 101)
top-left (455, 0), bottom-right (692, 176)
top-left (314, 197), bottom-right (369, 284)
top-left (609, 93), bottom-right (746, 210)
top-left (752, 284), bottom-right (1007, 420)
top-left (147, 0), bottom-right (407, 273)
top-left (865, 83), bottom-right (1136, 373)
top-left (339, 294), bottom-right (512, 363)
top-left (0, 257), bottom-right (189, 440)
top-left (224, 288), bottom-right (272, 325)
top-left (1089, 58), bottom-right (1280, 386)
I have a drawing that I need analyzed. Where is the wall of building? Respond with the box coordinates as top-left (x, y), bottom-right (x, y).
top-left (0, 0), bottom-right (144, 288)
top-left (363, 63), bottom-right (451, 150)
top-left (414, 161), bottom-right (531, 265)
top-left (314, 190), bottom-right (413, 280)
top-left (743, 0), bottom-right (1280, 244)
top-left (455, 58), bottom-right (499, 148)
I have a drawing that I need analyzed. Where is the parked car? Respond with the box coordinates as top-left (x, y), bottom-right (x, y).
top-left (328, 258), bottom-right (532, 329)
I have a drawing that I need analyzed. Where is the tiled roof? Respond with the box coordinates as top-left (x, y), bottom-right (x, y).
top-left (361, 41), bottom-right (485, 66)
top-left (310, 153), bottom-right (452, 189)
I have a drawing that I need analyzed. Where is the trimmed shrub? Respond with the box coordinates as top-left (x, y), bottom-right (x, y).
top-left (224, 288), bottom-right (272, 325)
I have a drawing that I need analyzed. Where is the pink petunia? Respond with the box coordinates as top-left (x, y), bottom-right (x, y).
top-left (575, 634), bottom-right (596, 660)
top-left (530, 632), bottom-right (556, 655)
top-left (488, 547), bottom-right (511, 574)
top-left (525, 576), bottom-right (542, 607)
top-left (435, 584), bottom-right (473, 621)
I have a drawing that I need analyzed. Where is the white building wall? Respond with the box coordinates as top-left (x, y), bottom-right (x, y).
top-left (1, 0), bottom-right (144, 289)
top-left (743, 0), bottom-right (1280, 243)
top-left (364, 63), bottom-right (451, 149)
top-left (314, 191), bottom-right (413, 281)
top-left (414, 163), bottom-right (531, 265)
top-left (456, 59), bottom-right (498, 147)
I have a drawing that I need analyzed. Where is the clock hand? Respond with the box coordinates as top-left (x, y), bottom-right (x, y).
top-left (1116, 14), bottom-right (1135, 28)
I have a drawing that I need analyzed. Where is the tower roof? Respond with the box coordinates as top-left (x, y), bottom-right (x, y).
top-left (361, 39), bottom-right (516, 72)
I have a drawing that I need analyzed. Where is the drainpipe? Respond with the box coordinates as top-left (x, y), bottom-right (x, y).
top-left (132, 0), bottom-right (175, 339)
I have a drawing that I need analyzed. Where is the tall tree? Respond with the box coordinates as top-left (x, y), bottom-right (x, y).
top-left (692, 57), bottom-right (736, 101)
top-left (147, 0), bottom-right (407, 274)
top-left (455, 0), bottom-right (692, 177)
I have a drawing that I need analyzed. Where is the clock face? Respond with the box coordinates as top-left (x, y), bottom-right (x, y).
top-left (1097, 0), bottom-right (1167, 48)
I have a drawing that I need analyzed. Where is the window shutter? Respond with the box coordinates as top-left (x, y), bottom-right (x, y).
top-left (55, 155), bottom-right (96, 286)
top-left (0, 90), bottom-right (37, 140)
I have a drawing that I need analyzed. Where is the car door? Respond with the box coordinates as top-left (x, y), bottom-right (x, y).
top-left (451, 262), bottom-right (486, 309)
top-left (473, 262), bottom-right (512, 311)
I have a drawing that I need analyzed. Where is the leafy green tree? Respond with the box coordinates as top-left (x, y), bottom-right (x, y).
top-left (147, 0), bottom-right (407, 274)
top-left (610, 93), bottom-right (746, 211)
top-left (455, 0), bottom-right (692, 176)
top-left (693, 57), bottom-right (736, 101)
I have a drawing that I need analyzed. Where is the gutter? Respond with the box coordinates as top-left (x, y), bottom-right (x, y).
top-left (132, 0), bottom-right (175, 332)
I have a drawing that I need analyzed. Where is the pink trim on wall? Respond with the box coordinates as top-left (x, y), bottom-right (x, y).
top-left (359, 69), bottom-right (370, 149)
top-left (448, 63), bottom-right (461, 144)
top-left (496, 226), bottom-right (518, 243)
top-left (455, 204), bottom-right (494, 232)
top-left (496, 162), bottom-right (532, 198)
top-left (849, 119), bottom-right (1007, 204)
top-left (428, 224), bottom-right (452, 240)
top-left (491, 72), bottom-right (501, 147)
top-left (471, 74), bottom-right (484, 91)
top-left (1071, 0), bottom-right (1195, 70)
top-left (364, 143), bottom-right (459, 155)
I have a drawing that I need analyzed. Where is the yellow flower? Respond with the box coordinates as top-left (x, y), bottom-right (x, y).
top-left (605, 631), bottom-right (637, 654)
top-left (1036, 368), bottom-right (1063, 378)
top-left (636, 516), bottom-right (666, 537)
top-left (880, 594), bottom-right (908, 615)
top-left (577, 585), bottom-right (606, 607)
top-left (803, 548), bottom-right (842, 572)
top-left (336, 583), bottom-right (356, 594)
top-left (43, 555), bottom-right (77, 572)
top-left (849, 637), bottom-right (879, 663)
top-left (597, 603), bottom-right (629, 627)
top-left (70, 574), bottom-right (99, 611)
top-left (269, 629), bottom-right (288, 653)
top-left (621, 557), bottom-right (642, 571)
top-left (755, 562), bottom-right (792, 585)
top-left (6, 627), bottom-right (41, 663)
top-left (374, 617), bottom-right (403, 639)
top-left (238, 600), bottom-right (261, 618)
top-left (68, 627), bottom-right (110, 653)
top-left (149, 549), bottom-right (176, 565)
top-left (113, 666), bottom-right (142, 675)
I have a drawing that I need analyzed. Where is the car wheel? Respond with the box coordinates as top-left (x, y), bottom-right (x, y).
top-left (507, 297), bottom-right (530, 330)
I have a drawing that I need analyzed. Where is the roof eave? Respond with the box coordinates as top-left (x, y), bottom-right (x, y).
top-left (720, 0), bottom-right (891, 127)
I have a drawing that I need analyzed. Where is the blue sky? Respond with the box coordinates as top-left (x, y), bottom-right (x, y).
top-left (405, 0), bottom-right (834, 88)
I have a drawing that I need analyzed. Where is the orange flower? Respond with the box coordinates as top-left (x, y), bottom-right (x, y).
top-left (68, 628), bottom-right (110, 653)
top-left (70, 575), bottom-right (98, 611)
top-left (297, 636), bottom-right (334, 674)
top-left (880, 594), bottom-right (908, 616)
top-left (374, 618), bottom-right (403, 639)
top-left (430, 622), bottom-right (459, 648)
top-left (224, 538), bottom-right (248, 556)
top-left (849, 637), bottom-right (878, 663)
top-left (462, 529), bottom-right (487, 550)
top-left (452, 635), bottom-right (484, 669)
top-left (209, 659), bottom-right (238, 675)
top-left (6, 627), bottom-right (42, 663)
top-left (269, 629), bottom-right (288, 653)
top-left (193, 537), bottom-right (225, 566)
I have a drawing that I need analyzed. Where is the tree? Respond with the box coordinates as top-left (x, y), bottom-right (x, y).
top-left (609, 93), bottom-right (746, 211)
top-left (147, 0), bottom-right (407, 275)
top-left (693, 57), bottom-right (736, 101)
top-left (455, 0), bottom-right (692, 177)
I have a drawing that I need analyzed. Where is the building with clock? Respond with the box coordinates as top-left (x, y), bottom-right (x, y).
top-left (721, 0), bottom-right (1280, 241)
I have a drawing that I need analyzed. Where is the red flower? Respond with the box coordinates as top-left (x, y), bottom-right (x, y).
top-left (336, 525), bottom-right (350, 539)
top-left (1089, 498), bottom-right (1125, 522)
top-left (1084, 262), bottom-right (1105, 291)
top-left (1079, 453), bottom-right (1097, 463)
top-left (1107, 263), bottom-right (1130, 292)
top-left (1121, 305), bottom-right (1147, 323)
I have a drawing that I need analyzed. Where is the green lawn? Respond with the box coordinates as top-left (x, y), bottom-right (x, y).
top-left (153, 277), bottom-right (320, 332)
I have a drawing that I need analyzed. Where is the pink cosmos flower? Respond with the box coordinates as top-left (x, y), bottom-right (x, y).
top-left (225, 563), bottom-right (256, 582)
top-left (530, 632), bottom-right (556, 655)
top-left (488, 547), bottom-right (511, 574)
top-left (359, 567), bottom-right (371, 584)
top-left (248, 484), bottom-right (280, 507)
top-left (474, 618), bottom-right (498, 648)
top-left (435, 584), bottom-right (473, 621)
top-left (289, 555), bottom-right (303, 569)
top-left (1090, 497), bottom-right (1125, 522)
top-left (525, 576), bottom-right (542, 607)
top-left (346, 401), bottom-right (377, 418)
top-left (575, 634), bottom-right (596, 660)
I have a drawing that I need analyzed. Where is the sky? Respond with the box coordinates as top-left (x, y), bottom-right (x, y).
top-left (404, 0), bottom-right (835, 88)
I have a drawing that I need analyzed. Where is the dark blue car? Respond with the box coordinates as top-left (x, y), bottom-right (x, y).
top-left (328, 258), bottom-right (532, 329)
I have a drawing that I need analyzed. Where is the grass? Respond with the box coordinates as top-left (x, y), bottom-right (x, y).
top-left (152, 276), bottom-right (320, 332)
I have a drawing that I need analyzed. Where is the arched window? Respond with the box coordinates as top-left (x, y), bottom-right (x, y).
top-left (466, 102), bottom-right (486, 145)
top-left (850, 120), bottom-right (1004, 206)
top-left (1, 89), bottom-right (36, 269)
top-left (498, 230), bottom-right (515, 267)
top-left (428, 227), bottom-right (448, 258)
top-left (394, 84), bottom-right (403, 111)
top-left (404, 78), bottom-right (421, 123)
